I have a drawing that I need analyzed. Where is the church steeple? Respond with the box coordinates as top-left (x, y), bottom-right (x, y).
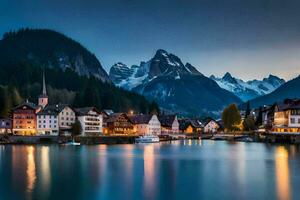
top-left (42, 70), bottom-right (47, 95)
top-left (38, 69), bottom-right (48, 108)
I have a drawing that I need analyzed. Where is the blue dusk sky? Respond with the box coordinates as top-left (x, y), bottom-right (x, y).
top-left (1, 0), bottom-right (300, 80)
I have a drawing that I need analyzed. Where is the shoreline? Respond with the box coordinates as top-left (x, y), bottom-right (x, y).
top-left (1, 132), bottom-right (300, 145)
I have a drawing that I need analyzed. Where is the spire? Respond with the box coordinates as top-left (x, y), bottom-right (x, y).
top-left (42, 70), bottom-right (47, 95)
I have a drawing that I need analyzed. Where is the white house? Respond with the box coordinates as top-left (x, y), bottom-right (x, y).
top-left (158, 115), bottom-right (179, 134)
top-left (37, 107), bottom-right (59, 136)
top-left (39, 104), bottom-right (75, 135)
top-left (204, 119), bottom-right (221, 133)
top-left (75, 107), bottom-right (103, 136)
top-left (129, 114), bottom-right (161, 135)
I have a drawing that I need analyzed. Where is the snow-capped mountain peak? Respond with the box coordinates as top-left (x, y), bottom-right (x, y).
top-left (211, 73), bottom-right (285, 101)
top-left (109, 49), bottom-right (203, 89)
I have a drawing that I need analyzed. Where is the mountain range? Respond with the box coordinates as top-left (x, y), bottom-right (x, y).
top-left (210, 73), bottom-right (285, 101)
top-left (109, 49), bottom-right (242, 116)
top-left (248, 75), bottom-right (300, 108)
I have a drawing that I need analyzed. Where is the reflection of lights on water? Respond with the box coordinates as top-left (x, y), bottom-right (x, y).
top-left (275, 146), bottom-right (290, 200)
top-left (188, 140), bottom-right (192, 146)
top-left (27, 146), bottom-right (36, 195)
top-left (41, 146), bottom-right (51, 192)
top-left (144, 145), bottom-right (155, 197)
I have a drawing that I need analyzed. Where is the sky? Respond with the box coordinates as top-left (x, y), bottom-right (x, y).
top-left (1, 0), bottom-right (300, 81)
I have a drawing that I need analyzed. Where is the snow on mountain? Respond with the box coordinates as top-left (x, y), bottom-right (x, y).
top-left (210, 73), bottom-right (285, 101)
top-left (109, 49), bottom-right (242, 116)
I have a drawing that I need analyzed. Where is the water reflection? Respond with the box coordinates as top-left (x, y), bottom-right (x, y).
top-left (275, 146), bottom-right (290, 200)
top-left (26, 146), bottom-right (36, 197)
top-left (40, 146), bottom-right (51, 197)
top-left (143, 145), bottom-right (155, 199)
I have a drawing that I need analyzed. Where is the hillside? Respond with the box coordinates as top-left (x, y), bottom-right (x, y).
top-left (0, 28), bottom-right (110, 82)
top-left (0, 29), bottom-right (157, 117)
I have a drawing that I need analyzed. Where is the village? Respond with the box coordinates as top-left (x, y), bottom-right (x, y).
top-left (0, 73), bottom-right (300, 144)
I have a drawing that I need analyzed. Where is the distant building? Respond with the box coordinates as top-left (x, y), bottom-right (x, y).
top-left (0, 119), bottom-right (12, 134)
top-left (37, 106), bottom-right (59, 136)
top-left (75, 107), bottom-right (103, 136)
top-left (273, 99), bottom-right (300, 133)
top-left (106, 113), bottom-right (134, 135)
top-left (203, 118), bottom-right (221, 133)
top-left (129, 114), bottom-right (161, 135)
top-left (158, 115), bottom-right (179, 134)
top-left (179, 119), bottom-right (203, 134)
top-left (12, 101), bottom-right (38, 135)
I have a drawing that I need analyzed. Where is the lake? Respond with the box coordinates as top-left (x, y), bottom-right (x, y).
top-left (0, 140), bottom-right (299, 200)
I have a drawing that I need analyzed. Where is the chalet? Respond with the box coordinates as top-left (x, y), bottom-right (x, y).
top-left (158, 115), bottom-right (179, 134)
top-left (273, 99), bottom-right (300, 133)
top-left (203, 118), bottom-right (221, 133)
top-left (12, 101), bottom-right (38, 135)
top-left (129, 114), bottom-right (161, 135)
top-left (0, 119), bottom-right (12, 134)
top-left (37, 106), bottom-right (59, 135)
top-left (75, 107), bottom-right (103, 136)
top-left (106, 113), bottom-right (134, 135)
top-left (179, 119), bottom-right (203, 134)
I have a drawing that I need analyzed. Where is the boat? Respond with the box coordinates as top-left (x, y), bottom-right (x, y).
top-left (61, 138), bottom-right (81, 145)
top-left (135, 135), bottom-right (160, 143)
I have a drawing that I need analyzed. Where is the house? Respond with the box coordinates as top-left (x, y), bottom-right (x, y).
top-left (40, 104), bottom-right (75, 135)
top-left (179, 119), bottom-right (203, 134)
top-left (158, 115), bottom-right (179, 134)
top-left (203, 118), bottom-right (221, 133)
top-left (129, 114), bottom-right (161, 135)
top-left (12, 101), bottom-right (38, 135)
top-left (106, 113), bottom-right (134, 135)
top-left (101, 109), bottom-right (114, 134)
top-left (273, 99), bottom-right (300, 133)
top-left (75, 107), bottom-right (103, 136)
top-left (37, 106), bottom-right (59, 136)
top-left (0, 119), bottom-right (12, 134)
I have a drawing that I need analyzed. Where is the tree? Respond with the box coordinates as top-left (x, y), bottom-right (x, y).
top-left (71, 120), bottom-right (82, 138)
top-left (222, 104), bottom-right (242, 132)
top-left (243, 116), bottom-right (256, 131)
top-left (245, 101), bottom-right (251, 118)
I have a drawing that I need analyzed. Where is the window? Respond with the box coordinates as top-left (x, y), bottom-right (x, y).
top-left (291, 118), bottom-right (296, 124)
top-left (298, 118), bottom-right (300, 124)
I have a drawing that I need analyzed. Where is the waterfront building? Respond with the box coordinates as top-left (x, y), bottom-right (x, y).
top-left (12, 101), bottom-right (38, 135)
top-left (273, 99), bottom-right (300, 133)
top-left (39, 104), bottom-right (75, 135)
top-left (158, 115), bottom-right (179, 134)
top-left (129, 114), bottom-right (161, 135)
top-left (101, 109), bottom-right (114, 134)
top-left (203, 118), bottom-right (221, 133)
top-left (0, 119), bottom-right (12, 134)
top-left (179, 119), bottom-right (203, 134)
top-left (37, 106), bottom-right (59, 136)
top-left (106, 113), bottom-right (134, 135)
top-left (75, 107), bottom-right (103, 136)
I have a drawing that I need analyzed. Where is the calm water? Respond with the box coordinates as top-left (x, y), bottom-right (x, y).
top-left (0, 140), bottom-right (300, 200)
